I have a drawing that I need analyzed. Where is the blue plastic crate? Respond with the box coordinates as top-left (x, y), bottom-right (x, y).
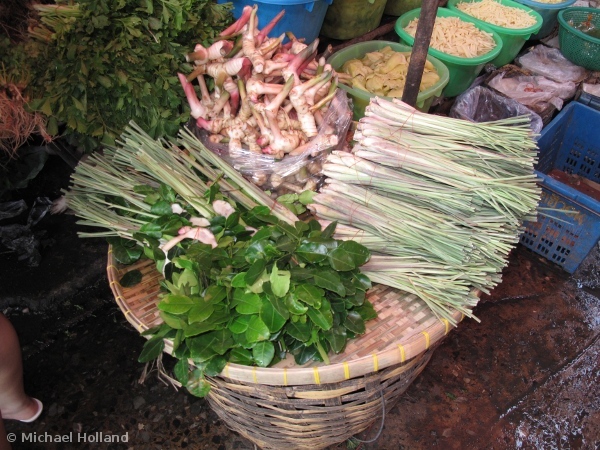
top-left (520, 101), bottom-right (600, 273)
top-left (218, 0), bottom-right (332, 43)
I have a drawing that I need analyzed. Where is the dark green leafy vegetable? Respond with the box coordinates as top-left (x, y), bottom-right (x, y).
top-left (119, 270), bottom-right (142, 287)
top-left (27, 0), bottom-right (233, 151)
top-left (134, 185), bottom-right (374, 397)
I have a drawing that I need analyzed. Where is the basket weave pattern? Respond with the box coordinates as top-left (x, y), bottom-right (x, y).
top-left (108, 248), bottom-right (464, 449)
top-left (207, 347), bottom-right (437, 449)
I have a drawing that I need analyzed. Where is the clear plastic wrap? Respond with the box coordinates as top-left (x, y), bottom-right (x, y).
top-left (196, 89), bottom-right (353, 193)
top-left (487, 73), bottom-right (577, 111)
top-left (449, 85), bottom-right (543, 134)
top-left (516, 45), bottom-right (588, 84)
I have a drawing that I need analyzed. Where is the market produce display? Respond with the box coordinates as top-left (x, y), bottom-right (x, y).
top-left (309, 98), bottom-right (541, 323)
top-left (61, 0), bottom-right (544, 405)
top-left (403, 16), bottom-right (497, 57)
top-left (339, 46), bottom-right (441, 97)
top-left (455, 0), bottom-right (538, 28)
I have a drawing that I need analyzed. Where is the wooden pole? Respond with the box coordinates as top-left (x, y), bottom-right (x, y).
top-left (401, 0), bottom-right (439, 107)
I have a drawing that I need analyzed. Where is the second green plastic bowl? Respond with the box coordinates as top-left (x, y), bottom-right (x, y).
top-left (395, 7), bottom-right (503, 97)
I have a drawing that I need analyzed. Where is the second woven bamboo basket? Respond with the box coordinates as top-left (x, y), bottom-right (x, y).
top-left (108, 248), bottom-right (465, 449)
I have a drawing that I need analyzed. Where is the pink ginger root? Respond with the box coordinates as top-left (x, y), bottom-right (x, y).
top-left (161, 226), bottom-right (218, 253)
top-left (178, 73), bottom-right (208, 119)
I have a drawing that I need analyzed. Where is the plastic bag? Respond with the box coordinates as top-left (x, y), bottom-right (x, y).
top-left (516, 45), bottom-right (588, 84)
top-left (196, 89), bottom-right (353, 193)
top-left (487, 73), bottom-right (577, 111)
top-left (449, 86), bottom-right (543, 134)
top-left (0, 197), bottom-right (52, 267)
top-left (0, 200), bottom-right (28, 221)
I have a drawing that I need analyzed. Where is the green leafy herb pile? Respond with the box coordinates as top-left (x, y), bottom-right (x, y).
top-left (27, 0), bottom-right (232, 152)
top-left (137, 196), bottom-right (374, 397)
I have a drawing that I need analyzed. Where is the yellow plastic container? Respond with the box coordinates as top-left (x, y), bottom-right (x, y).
top-left (320, 0), bottom-right (388, 40)
top-left (384, 0), bottom-right (422, 16)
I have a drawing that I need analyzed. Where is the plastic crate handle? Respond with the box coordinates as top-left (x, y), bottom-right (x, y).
top-left (578, 92), bottom-right (600, 112)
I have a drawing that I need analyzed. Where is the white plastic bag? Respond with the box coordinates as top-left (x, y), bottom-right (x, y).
top-left (516, 45), bottom-right (588, 84)
top-left (487, 73), bottom-right (577, 111)
top-left (196, 89), bottom-right (353, 193)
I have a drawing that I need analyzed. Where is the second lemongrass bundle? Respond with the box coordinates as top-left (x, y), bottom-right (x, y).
top-left (309, 97), bottom-right (541, 324)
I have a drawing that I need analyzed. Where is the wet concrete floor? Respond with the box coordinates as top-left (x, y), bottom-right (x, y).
top-left (1, 156), bottom-right (599, 450)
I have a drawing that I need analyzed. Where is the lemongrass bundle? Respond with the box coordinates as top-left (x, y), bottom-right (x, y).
top-left (66, 122), bottom-right (298, 240)
top-left (309, 97), bottom-right (541, 324)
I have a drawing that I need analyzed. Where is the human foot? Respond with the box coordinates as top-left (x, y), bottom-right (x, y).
top-left (1, 397), bottom-right (43, 422)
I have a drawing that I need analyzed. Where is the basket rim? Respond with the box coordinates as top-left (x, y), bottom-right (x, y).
top-left (558, 7), bottom-right (600, 45)
top-left (108, 247), bottom-right (468, 386)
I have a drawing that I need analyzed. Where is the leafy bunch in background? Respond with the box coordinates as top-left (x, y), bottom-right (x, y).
top-left (27, 0), bottom-right (233, 152)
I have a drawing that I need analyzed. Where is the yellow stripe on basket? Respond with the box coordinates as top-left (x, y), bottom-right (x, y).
top-left (124, 309), bottom-right (132, 317)
top-left (442, 318), bottom-right (450, 335)
top-left (283, 368), bottom-right (288, 386)
top-left (343, 362), bottom-right (350, 380)
top-left (108, 248), bottom-right (113, 254)
top-left (223, 363), bottom-right (230, 379)
top-left (313, 367), bottom-right (321, 385)
top-left (422, 331), bottom-right (431, 349)
top-left (397, 344), bottom-right (406, 363)
top-left (372, 354), bottom-right (379, 372)
top-left (109, 280), bottom-right (120, 287)
top-left (252, 367), bottom-right (258, 384)
top-left (107, 265), bottom-right (117, 272)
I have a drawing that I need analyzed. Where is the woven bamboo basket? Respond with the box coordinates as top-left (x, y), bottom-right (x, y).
top-left (108, 248), bottom-right (466, 449)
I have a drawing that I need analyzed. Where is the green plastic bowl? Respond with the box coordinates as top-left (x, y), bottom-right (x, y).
top-left (447, 0), bottom-right (542, 66)
top-left (326, 41), bottom-right (450, 120)
top-left (558, 7), bottom-right (600, 71)
top-left (395, 7), bottom-right (503, 97)
top-left (513, 0), bottom-right (577, 40)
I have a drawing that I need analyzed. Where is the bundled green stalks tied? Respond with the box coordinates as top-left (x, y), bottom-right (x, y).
top-left (308, 97), bottom-right (541, 324)
top-left (65, 122), bottom-right (375, 397)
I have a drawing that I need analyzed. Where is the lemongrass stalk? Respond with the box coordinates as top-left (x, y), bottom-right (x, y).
top-left (320, 163), bottom-right (482, 217)
top-left (355, 123), bottom-right (537, 178)
top-left (312, 192), bottom-right (470, 265)
top-left (363, 270), bottom-right (479, 324)
top-left (350, 148), bottom-right (539, 223)
top-left (66, 198), bottom-right (144, 239)
top-left (365, 98), bottom-right (538, 153)
top-left (111, 125), bottom-right (215, 218)
top-left (177, 126), bottom-right (298, 225)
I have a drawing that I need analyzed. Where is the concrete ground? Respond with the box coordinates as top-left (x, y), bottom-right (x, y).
top-left (1, 154), bottom-right (599, 450)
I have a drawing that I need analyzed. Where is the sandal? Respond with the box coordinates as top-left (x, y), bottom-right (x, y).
top-left (19, 398), bottom-right (43, 423)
